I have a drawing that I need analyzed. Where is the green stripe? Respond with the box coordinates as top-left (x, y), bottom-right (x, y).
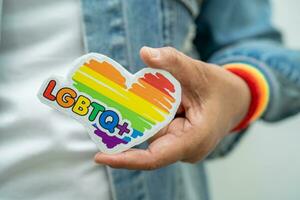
top-left (73, 81), bottom-right (155, 132)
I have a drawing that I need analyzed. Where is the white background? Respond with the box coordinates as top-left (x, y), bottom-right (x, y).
top-left (207, 1), bottom-right (300, 199)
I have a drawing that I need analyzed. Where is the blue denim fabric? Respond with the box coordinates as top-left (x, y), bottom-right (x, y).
top-left (79, 0), bottom-right (300, 199)
top-left (195, 0), bottom-right (300, 123)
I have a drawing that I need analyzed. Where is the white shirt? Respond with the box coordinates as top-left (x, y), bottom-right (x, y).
top-left (0, 0), bottom-right (112, 199)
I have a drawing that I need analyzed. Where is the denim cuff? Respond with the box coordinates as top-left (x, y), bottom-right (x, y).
top-left (210, 55), bottom-right (281, 121)
top-left (206, 55), bottom-right (280, 159)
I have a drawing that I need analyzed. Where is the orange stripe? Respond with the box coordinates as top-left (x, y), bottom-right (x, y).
top-left (130, 84), bottom-right (169, 112)
top-left (129, 79), bottom-right (175, 111)
top-left (131, 85), bottom-right (169, 112)
top-left (85, 59), bottom-right (126, 88)
top-left (138, 79), bottom-right (175, 103)
top-left (84, 59), bottom-right (177, 112)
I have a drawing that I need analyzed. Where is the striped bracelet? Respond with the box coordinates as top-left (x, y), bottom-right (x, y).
top-left (223, 63), bottom-right (270, 132)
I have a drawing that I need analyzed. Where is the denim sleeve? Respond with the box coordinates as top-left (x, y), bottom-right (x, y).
top-left (0, 0), bottom-right (2, 41)
top-left (193, 0), bottom-right (300, 158)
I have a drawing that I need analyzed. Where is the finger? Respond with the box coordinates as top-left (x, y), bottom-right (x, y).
top-left (176, 104), bottom-right (185, 114)
top-left (140, 46), bottom-right (201, 83)
top-left (94, 133), bottom-right (185, 170)
top-left (147, 125), bottom-right (168, 144)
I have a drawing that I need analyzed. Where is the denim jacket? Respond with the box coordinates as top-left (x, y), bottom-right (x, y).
top-left (1, 0), bottom-right (300, 200)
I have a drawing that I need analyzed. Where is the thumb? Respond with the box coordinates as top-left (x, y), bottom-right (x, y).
top-left (140, 46), bottom-right (200, 83)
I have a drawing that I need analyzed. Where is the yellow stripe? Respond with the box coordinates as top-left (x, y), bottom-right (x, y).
top-left (240, 64), bottom-right (269, 122)
top-left (73, 66), bottom-right (168, 122)
top-left (79, 65), bottom-right (169, 115)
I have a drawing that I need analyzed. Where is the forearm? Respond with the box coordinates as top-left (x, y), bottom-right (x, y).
top-left (209, 39), bottom-right (300, 122)
top-left (196, 0), bottom-right (300, 159)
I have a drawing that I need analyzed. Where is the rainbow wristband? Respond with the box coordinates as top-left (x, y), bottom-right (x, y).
top-left (223, 63), bottom-right (270, 132)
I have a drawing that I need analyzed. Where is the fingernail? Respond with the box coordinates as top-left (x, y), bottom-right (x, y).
top-left (146, 47), bottom-right (160, 59)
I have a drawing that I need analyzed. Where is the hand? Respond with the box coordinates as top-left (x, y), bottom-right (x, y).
top-left (94, 47), bottom-right (251, 170)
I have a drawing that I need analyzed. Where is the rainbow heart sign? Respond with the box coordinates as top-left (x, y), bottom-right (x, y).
top-left (38, 53), bottom-right (181, 154)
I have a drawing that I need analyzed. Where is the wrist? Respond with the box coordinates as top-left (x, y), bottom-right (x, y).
top-left (223, 63), bottom-right (270, 132)
top-left (227, 70), bottom-right (252, 132)
top-left (206, 64), bottom-right (251, 135)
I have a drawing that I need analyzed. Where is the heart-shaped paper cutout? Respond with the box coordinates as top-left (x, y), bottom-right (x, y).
top-left (38, 53), bottom-right (181, 154)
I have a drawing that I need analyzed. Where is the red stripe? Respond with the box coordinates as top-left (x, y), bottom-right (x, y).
top-left (141, 72), bottom-right (175, 97)
top-left (228, 68), bottom-right (262, 131)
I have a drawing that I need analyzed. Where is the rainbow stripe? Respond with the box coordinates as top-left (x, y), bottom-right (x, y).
top-left (224, 63), bottom-right (270, 131)
top-left (72, 59), bottom-right (176, 140)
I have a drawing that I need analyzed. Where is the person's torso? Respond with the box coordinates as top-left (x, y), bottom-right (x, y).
top-left (0, 0), bottom-right (210, 200)
top-left (0, 0), bottom-right (111, 199)
top-left (80, 0), bottom-right (201, 72)
top-left (80, 1), bottom-right (209, 200)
